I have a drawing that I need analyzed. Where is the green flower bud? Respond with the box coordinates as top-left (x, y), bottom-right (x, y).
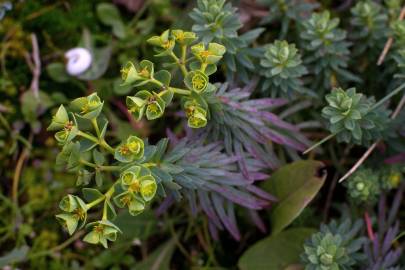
top-left (145, 93), bottom-right (165, 120)
top-left (114, 136), bottom-right (145, 163)
top-left (121, 62), bottom-right (141, 84)
top-left (83, 220), bottom-right (122, 248)
top-left (120, 166), bottom-right (141, 186)
top-left (139, 175), bottom-right (157, 201)
top-left (48, 105), bottom-right (69, 131)
top-left (126, 96), bottom-right (146, 120)
top-left (147, 30), bottom-right (175, 56)
top-left (185, 70), bottom-right (209, 93)
top-left (191, 42), bottom-right (226, 64)
top-left (172, 29), bottom-right (197, 45)
top-left (185, 104), bottom-right (207, 128)
top-left (128, 196), bottom-right (145, 216)
top-left (113, 191), bottom-right (145, 216)
top-left (54, 125), bottom-right (77, 145)
top-left (70, 93), bottom-right (103, 120)
top-left (127, 136), bottom-right (144, 156)
top-left (59, 194), bottom-right (78, 212)
top-left (121, 60), bottom-right (154, 86)
top-left (126, 90), bottom-right (154, 121)
top-left (55, 213), bottom-right (79, 235)
top-left (57, 195), bottom-right (87, 235)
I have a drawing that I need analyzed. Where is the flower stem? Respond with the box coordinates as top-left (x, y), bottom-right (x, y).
top-left (100, 139), bottom-right (115, 154)
top-left (303, 133), bottom-right (336, 154)
top-left (77, 131), bottom-right (114, 154)
top-left (91, 118), bottom-right (101, 138)
top-left (170, 51), bottom-right (188, 76)
top-left (79, 159), bottom-right (120, 171)
top-left (86, 182), bottom-right (116, 211)
top-left (169, 87), bottom-right (191, 96)
top-left (86, 195), bottom-right (106, 209)
top-left (77, 131), bottom-right (99, 144)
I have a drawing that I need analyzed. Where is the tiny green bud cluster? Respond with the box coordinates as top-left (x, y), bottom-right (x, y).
top-left (346, 168), bottom-right (381, 204)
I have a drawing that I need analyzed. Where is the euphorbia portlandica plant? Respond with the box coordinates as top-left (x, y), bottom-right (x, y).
top-left (48, 29), bottom-right (274, 247)
top-left (121, 29), bottom-right (225, 128)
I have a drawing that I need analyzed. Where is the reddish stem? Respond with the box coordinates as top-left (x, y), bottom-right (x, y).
top-left (364, 211), bottom-right (375, 241)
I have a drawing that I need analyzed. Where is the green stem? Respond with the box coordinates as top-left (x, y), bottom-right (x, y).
top-left (303, 133), bottom-right (336, 154)
top-left (86, 182), bottom-right (116, 211)
top-left (79, 159), bottom-right (120, 171)
top-left (86, 195), bottom-right (106, 209)
top-left (77, 131), bottom-right (114, 154)
top-left (371, 82), bottom-right (405, 110)
top-left (91, 118), bottom-right (101, 138)
top-left (103, 184), bottom-right (116, 220)
top-left (168, 87), bottom-right (191, 96)
top-left (170, 51), bottom-right (188, 76)
top-left (150, 78), bottom-right (164, 88)
top-left (77, 131), bottom-right (99, 144)
top-left (100, 139), bottom-right (115, 154)
top-left (200, 63), bottom-right (207, 73)
top-left (142, 162), bottom-right (157, 168)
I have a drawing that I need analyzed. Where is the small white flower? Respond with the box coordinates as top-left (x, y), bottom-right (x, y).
top-left (65, 48), bottom-right (92, 76)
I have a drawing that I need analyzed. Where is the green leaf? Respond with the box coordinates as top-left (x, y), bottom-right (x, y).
top-left (261, 160), bottom-right (326, 234)
top-left (0, 245), bottom-right (29, 267)
top-left (96, 3), bottom-right (126, 39)
top-left (95, 170), bottom-right (104, 187)
top-left (154, 70), bottom-right (171, 86)
top-left (47, 62), bottom-right (70, 82)
top-left (134, 238), bottom-right (175, 270)
top-left (82, 188), bottom-right (104, 202)
top-left (238, 228), bottom-right (315, 270)
top-left (93, 149), bottom-right (105, 165)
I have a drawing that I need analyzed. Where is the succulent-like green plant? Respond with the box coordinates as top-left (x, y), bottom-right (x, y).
top-left (260, 40), bottom-right (309, 97)
top-left (301, 11), bottom-right (361, 92)
top-left (190, 0), bottom-right (264, 83)
top-left (48, 89), bottom-right (276, 245)
top-left (258, 0), bottom-right (318, 38)
top-left (321, 88), bottom-right (389, 145)
top-left (301, 219), bottom-right (366, 270)
top-left (350, 0), bottom-right (388, 56)
top-left (346, 168), bottom-right (381, 204)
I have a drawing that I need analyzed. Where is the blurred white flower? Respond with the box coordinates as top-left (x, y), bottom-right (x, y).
top-left (65, 48), bottom-right (92, 76)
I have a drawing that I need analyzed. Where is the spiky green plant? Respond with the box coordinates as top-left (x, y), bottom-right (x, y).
top-left (258, 0), bottom-right (318, 38)
top-left (321, 88), bottom-right (390, 145)
top-left (350, 0), bottom-right (388, 56)
top-left (259, 40), bottom-right (310, 98)
top-left (301, 219), bottom-right (366, 270)
top-left (300, 11), bottom-right (361, 92)
top-left (190, 0), bottom-right (264, 83)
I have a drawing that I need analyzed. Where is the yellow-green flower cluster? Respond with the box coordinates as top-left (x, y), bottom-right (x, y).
top-left (114, 165), bottom-right (157, 216)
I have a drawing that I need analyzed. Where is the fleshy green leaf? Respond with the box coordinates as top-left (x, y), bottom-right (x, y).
top-left (238, 228), bottom-right (316, 270)
top-left (261, 160), bottom-right (326, 234)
